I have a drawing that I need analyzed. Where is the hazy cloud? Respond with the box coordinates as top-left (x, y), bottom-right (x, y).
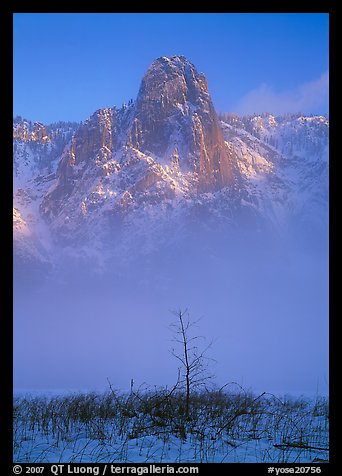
top-left (233, 71), bottom-right (329, 115)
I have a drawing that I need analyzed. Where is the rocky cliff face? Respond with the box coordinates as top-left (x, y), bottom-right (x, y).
top-left (130, 56), bottom-right (238, 191)
top-left (13, 120), bottom-right (50, 143)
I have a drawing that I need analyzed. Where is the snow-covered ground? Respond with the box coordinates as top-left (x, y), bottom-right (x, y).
top-left (13, 390), bottom-right (329, 463)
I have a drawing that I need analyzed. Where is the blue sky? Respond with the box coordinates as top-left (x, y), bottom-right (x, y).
top-left (13, 13), bottom-right (329, 123)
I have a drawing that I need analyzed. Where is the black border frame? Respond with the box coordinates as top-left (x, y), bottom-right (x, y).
top-left (2, 3), bottom-right (335, 473)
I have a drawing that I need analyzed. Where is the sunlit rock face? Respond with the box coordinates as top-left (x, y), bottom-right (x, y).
top-left (131, 55), bottom-right (239, 191)
top-left (13, 120), bottom-right (50, 143)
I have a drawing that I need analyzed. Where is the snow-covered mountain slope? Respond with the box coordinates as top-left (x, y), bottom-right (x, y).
top-left (220, 113), bottom-right (328, 235)
top-left (13, 118), bottom-right (79, 272)
top-left (200, 111), bottom-right (329, 242)
top-left (13, 57), bottom-right (329, 276)
top-left (13, 207), bottom-right (51, 280)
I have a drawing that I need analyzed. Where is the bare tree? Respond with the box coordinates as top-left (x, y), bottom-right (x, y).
top-left (169, 309), bottom-right (214, 420)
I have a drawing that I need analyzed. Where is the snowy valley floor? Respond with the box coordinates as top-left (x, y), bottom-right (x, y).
top-left (13, 388), bottom-right (329, 463)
